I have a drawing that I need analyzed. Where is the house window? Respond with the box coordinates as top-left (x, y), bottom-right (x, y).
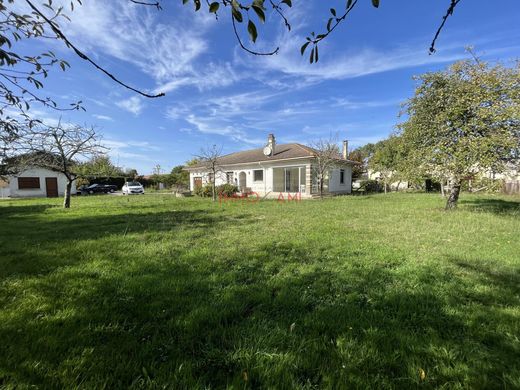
top-left (253, 169), bottom-right (263, 182)
top-left (340, 169), bottom-right (345, 184)
top-left (226, 172), bottom-right (234, 184)
top-left (18, 177), bottom-right (40, 189)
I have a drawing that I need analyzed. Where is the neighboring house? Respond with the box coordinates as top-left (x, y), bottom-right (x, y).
top-left (4, 166), bottom-right (76, 198)
top-left (185, 134), bottom-right (357, 198)
top-left (366, 169), bottom-right (409, 191)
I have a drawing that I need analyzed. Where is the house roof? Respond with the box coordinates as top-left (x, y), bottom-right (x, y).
top-left (186, 143), bottom-right (358, 169)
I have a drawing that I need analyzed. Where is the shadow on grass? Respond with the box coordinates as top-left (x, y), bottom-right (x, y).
top-left (0, 209), bottom-right (253, 279)
top-left (1, 239), bottom-right (519, 388)
top-left (0, 204), bottom-right (57, 217)
top-left (460, 197), bottom-right (520, 216)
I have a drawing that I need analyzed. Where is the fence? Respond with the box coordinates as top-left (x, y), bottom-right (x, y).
top-left (503, 180), bottom-right (520, 195)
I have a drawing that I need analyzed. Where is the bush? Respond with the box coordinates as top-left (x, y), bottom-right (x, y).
top-left (194, 184), bottom-right (213, 197)
top-left (194, 183), bottom-right (239, 198)
top-left (358, 179), bottom-right (383, 193)
top-left (216, 184), bottom-right (238, 197)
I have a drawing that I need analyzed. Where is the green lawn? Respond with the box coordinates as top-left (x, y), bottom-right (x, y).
top-left (0, 193), bottom-right (519, 389)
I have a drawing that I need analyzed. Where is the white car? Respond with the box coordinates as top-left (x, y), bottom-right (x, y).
top-left (122, 181), bottom-right (145, 195)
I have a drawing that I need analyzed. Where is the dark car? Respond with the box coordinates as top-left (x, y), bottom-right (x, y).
top-left (80, 183), bottom-right (118, 195)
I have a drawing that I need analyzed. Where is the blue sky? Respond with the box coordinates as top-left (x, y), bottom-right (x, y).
top-left (21, 0), bottom-right (520, 174)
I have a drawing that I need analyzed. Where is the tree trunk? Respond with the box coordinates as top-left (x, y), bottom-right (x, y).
top-left (384, 179), bottom-right (387, 194)
top-left (445, 180), bottom-right (461, 210)
top-left (441, 180), bottom-right (445, 197)
top-left (318, 175), bottom-right (323, 199)
top-left (63, 180), bottom-right (72, 209)
top-left (212, 180), bottom-right (216, 202)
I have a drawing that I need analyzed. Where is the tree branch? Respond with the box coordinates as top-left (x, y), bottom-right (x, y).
top-left (231, 13), bottom-right (279, 56)
top-left (24, 0), bottom-right (165, 98)
top-left (129, 0), bottom-right (162, 10)
top-left (429, 0), bottom-right (462, 54)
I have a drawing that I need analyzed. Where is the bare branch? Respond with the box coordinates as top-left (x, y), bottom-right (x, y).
top-left (129, 0), bottom-right (162, 10)
top-left (429, 0), bottom-right (462, 54)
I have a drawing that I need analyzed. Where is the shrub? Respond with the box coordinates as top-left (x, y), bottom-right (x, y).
top-left (194, 184), bottom-right (213, 197)
top-left (193, 183), bottom-right (238, 198)
top-left (216, 184), bottom-right (238, 197)
top-left (358, 179), bottom-right (383, 193)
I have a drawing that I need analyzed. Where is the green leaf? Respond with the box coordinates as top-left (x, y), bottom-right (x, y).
top-left (209, 2), bottom-right (219, 13)
top-left (315, 44), bottom-right (319, 62)
top-left (252, 5), bottom-right (265, 23)
top-left (247, 20), bottom-right (258, 43)
top-left (327, 18), bottom-right (333, 31)
top-left (281, 0), bottom-right (292, 7)
top-left (182, 0), bottom-right (189, 4)
top-left (194, 0), bottom-right (201, 11)
top-left (371, 0), bottom-right (379, 8)
top-left (232, 8), bottom-right (243, 22)
top-left (300, 41), bottom-right (310, 56)
top-left (346, 0), bottom-right (353, 8)
top-left (330, 8), bottom-right (336, 16)
top-left (310, 47), bottom-right (315, 64)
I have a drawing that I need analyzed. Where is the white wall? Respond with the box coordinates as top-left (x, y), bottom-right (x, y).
top-left (328, 165), bottom-right (352, 194)
top-left (8, 167), bottom-right (76, 198)
top-left (189, 158), bottom-right (355, 197)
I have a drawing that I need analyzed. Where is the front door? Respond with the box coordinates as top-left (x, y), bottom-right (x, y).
top-left (194, 177), bottom-right (202, 188)
top-left (45, 177), bottom-right (58, 197)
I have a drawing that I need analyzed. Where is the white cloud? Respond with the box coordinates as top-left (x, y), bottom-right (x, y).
top-left (93, 114), bottom-right (114, 121)
top-left (58, 0), bottom-right (237, 94)
top-left (184, 114), bottom-right (264, 146)
top-left (116, 97), bottom-right (144, 116)
top-left (101, 139), bottom-right (162, 165)
top-left (253, 38), bottom-right (467, 82)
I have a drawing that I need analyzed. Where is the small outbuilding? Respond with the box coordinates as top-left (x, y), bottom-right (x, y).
top-left (3, 166), bottom-right (76, 198)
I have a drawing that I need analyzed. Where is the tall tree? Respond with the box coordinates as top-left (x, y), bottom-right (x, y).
top-left (399, 59), bottom-right (520, 209)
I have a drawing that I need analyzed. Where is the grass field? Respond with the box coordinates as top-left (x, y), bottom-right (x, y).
top-left (0, 193), bottom-right (519, 389)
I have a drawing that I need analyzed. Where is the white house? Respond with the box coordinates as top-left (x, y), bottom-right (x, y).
top-left (186, 134), bottom-right (358, 198)
top-left (2, 166), bottom-right (76, 198)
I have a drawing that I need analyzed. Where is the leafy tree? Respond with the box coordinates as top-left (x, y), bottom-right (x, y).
top-left (77, 156), bottom-right (125, 178)
top-left (170, 164), bottom-right (190, 188)
top-left (347, 149), bottom-right (365, 180)
top-left (399, 59), bottom-right (520, 209)
top-left (368, 136), bottom-right (407, 193)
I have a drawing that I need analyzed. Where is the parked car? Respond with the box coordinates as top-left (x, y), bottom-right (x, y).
top-left (122, 181), bottom-right (145, 195)
top-left (80, 183), bottom-right (118, 195)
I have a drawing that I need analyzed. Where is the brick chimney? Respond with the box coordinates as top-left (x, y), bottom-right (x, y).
top-left (268, 133), bottom-right (276, 154)
top-left (342, 140), bottom-right (349, 159)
